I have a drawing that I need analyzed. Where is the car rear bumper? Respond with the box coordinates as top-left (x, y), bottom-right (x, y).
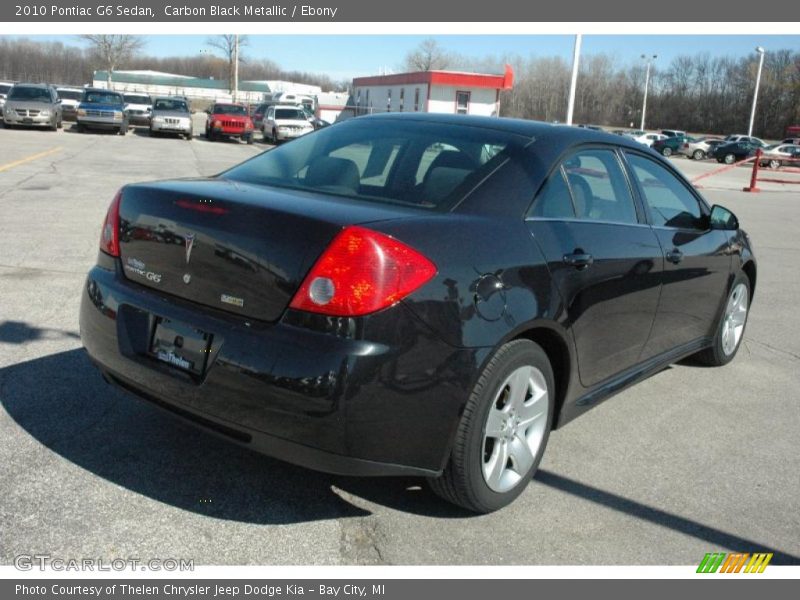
top-left (80, 261), bottom-right (478, 476)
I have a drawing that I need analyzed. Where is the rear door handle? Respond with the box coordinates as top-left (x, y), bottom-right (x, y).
top-left (665, 248), bottom-right (684, 264)
top-left (563, 252), bottom-right (594, 269)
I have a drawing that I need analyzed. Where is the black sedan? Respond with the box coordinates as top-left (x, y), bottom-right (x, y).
top-left (712, 140), bottom-right (761, 164)
top-left (80, 114), bottom-right (756, 512)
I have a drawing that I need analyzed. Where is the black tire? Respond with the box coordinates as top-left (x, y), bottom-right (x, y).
top-left (272, 128), bottom-right (279, 145)
top-left (693, 149), bottom-right (705, 160)
top-left (661, 147), bottom-right (673, 157)
top-left (724, 153), bottom-right (735, 165)
top-left (769, 159), bottom-right (780, 170)
top-left (118, 125), bottom-right (127, 136)
top-left (428, 339), bottom-right (554, 513)
top-left (245, 133), bottom-right (254, 145)
top-left (694, 272), bottom-right (751, 367)
top-left (49, 118), bottom-right (58, 132)
top-left (76, 123), bottom-right (85, 133)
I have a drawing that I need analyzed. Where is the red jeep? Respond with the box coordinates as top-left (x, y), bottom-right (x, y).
top-left (205, 102), bottom-right (255, 144)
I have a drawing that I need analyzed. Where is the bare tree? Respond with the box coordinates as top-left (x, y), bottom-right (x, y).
top-left (79, 35), bottom-right (144, 86)
top-left (403, 38), bottom-right (451, 72)
top-left (206, 35), bottom-right (249, 96)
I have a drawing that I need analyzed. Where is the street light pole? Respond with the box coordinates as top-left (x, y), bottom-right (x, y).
top-left (748, 46), bottom-right (766, 138)
top-left (565, 34), bottom-right (582, 126)
top-left (640, 54), bottom-right (657, 131)
top-left (233, 34), bottom-right (239, 104)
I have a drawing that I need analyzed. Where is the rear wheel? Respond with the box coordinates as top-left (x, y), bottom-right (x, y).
top-left (693, 149), bottom-right (705, 160)
top-left (769, 159), bottom-right (781, 169)
top-left (695, 273), bottom-right (750, 366)
top-left (661, 146), bottom-right (673, 157)
top-left (428, 339), bottom-right (554, 513)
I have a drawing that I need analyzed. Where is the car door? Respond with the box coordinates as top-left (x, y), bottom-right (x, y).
top-left (526, 147), bottom-right (663, 388)
top-left (623, 151), bottom-right (731, 359)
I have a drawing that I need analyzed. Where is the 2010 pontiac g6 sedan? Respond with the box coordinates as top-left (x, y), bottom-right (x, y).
top-left (80, 114), bottom-right (756, 512)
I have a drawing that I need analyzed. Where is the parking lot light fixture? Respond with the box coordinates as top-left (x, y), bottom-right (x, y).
top-left (640, 54), bottom-right (657, 131)
top-left (748, 47), bottom-right (766, 138)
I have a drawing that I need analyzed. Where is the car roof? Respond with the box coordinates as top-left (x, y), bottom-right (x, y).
top-left (11, 82), bottom-right (51, 89)
top-left (360, 113), bottom-right (649, 152)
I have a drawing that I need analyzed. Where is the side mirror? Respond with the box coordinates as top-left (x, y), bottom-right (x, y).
top-left (710, 204), bottom-right (739, 231)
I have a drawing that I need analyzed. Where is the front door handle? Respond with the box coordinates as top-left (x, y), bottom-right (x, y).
top-left (666, 248), bottom-right (684, 264)
top-left (563, 252), bottom-right (594, 269)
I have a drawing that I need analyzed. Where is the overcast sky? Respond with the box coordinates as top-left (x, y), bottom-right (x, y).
top-left (5, 34), bottom-right (800, 80)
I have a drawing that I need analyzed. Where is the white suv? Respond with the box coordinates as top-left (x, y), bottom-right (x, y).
top-left (262, 104), bottom-right (314, 144)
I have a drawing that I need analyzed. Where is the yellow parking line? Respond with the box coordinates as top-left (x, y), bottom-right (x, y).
top-left (0, 147), bottom-right (62, 173)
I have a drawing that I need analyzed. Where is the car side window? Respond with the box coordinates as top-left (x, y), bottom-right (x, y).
top-left (626, 154), bottom-right (705, 230)
top-left (529, 166), bottom-right (575, 219)
top-left (562, 149), bottom-right (638, 224)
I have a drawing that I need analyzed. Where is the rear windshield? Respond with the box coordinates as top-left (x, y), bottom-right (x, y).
top-left (223, 118), bottom-right (524, 210)
top-left (275, 108), bottom-right (307, 120)
top-left (214, 104), bottom-right (247, 115)
top-left (154, 99), bottom-right (188, 112)
top-left (124, 95), bottom-right (150, 104)
top-left (57, 90), bottom-right (82, 101)
top-left (83, 91), bottom-right (123, 105)
top-left (8, 86), bottom-right (51, 101)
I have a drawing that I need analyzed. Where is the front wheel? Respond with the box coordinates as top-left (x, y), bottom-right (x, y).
top-left (693, 149), bottom-right (705, 160)
top-left (769, 159), bottom-right (781, 169)
top-left (428, 339), bottom-right (554, 513)
top-left (724, 153), bottom-right (735, 165)
top-left (695, 274), bottom-right (750, 366)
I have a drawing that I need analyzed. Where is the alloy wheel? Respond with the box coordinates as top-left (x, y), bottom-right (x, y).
top-left (721, 283), bottom-right (748, 356)
top-left (482, 365), bottom-right (549, 493)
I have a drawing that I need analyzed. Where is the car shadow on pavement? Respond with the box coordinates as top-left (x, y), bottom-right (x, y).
top-left (0, 320), bottom-right (79, 344)
top-left (534, 470), bottom-right (800, 565)
top-left (0, 348), bottom-right (470, 523)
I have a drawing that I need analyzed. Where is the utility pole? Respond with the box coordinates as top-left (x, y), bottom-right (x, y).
top-left (748, 46), bottom-right (766, 137)
top-left (233, 34), bottom-right (239, 103)
top-left (640, 54), bottom-right (657, 131)
top-left (565, 34), bottom-right (581, 126)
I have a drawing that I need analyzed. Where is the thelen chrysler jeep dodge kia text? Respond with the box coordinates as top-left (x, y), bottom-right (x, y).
top-left (80, 114), bottom-right (755, 512)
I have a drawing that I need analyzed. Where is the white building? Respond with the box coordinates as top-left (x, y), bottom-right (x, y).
top-left (351, 66), bottom-right (514, 117)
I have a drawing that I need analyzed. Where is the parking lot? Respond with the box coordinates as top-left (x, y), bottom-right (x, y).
top-left (0, 121), bottom-right (798, 566)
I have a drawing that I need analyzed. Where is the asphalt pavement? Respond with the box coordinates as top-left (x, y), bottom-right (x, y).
top-left (0, 122), bottom-right (798, 566)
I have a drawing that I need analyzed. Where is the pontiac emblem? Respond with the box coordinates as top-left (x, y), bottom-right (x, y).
top-left (183, 274), bottom-right (191, 284)
top-left (184, 233), bottom-right (196, 264)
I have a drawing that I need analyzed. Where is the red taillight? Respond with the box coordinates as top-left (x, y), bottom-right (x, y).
top-left (100, 189), bottom-right (122, 257)
top-left (289, 226), bottom-right (437, 317)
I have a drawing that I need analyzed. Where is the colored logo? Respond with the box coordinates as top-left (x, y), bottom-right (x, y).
top-left (697, 552), bottom-right (773, 573)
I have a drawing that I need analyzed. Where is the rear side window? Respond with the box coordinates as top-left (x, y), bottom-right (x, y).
top-left (530, 166), bottom-right (574, 219)
top-left (562, 149), bottom-right (638, 224)
top-left (626, 154), bottom-right (705, 229)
